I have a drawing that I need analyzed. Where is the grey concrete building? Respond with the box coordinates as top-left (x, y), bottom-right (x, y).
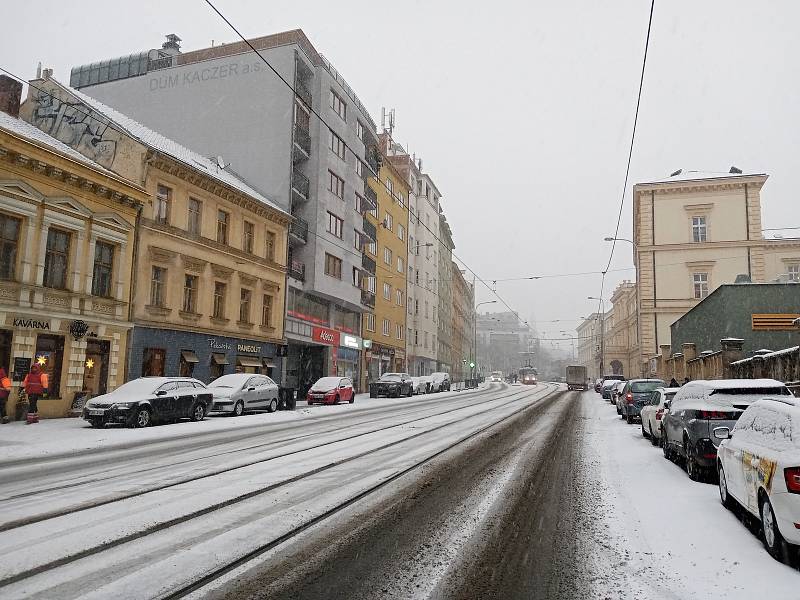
top-left (437, 213), bottom-right (455, 373)
top-left (476, 312), bottom-right (534, 376)
top-left (70, 30), bottom-right (380, 394)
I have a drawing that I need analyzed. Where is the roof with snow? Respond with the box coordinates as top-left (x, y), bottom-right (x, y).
top-left (0, 110), bottom-right (117, 177)
top-left (50, 79), bottom-right (287, 216)
top-left (637, 170), bottom-right (767, 185)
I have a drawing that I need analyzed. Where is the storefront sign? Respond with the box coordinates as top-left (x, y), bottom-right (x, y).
top-left (312, 327), bottom-right (340, 346)
top-left (13, 317), bottom-right (50, 330)
top-left (12, 356), bottom-right (30, 381)
top-left (208, 339), bottom-right (232, 351)
top-left (341, 334), bottom-right (361, 350)
top-left (237, 343), bottom-right (261, 353)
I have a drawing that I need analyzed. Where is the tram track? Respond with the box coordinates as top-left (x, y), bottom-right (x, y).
top-left (0, 384), bottom-right (559, 595)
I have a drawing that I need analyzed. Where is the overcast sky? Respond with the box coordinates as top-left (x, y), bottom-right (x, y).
top-left (3, 0), bottom-right (798, 351)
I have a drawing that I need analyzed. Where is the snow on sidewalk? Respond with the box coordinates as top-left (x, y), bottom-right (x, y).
top-left (579, 391), bottom-right (798, 599)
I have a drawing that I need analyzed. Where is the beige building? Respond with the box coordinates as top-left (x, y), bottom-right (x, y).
top-left (604, 281), bottom-right (640, 377)
top-left (450, 263), bottom-right (475, 381)
top-left (0, 76), bottom-right (147, 418)
top-left (20, 75), bottom-right (290, 384)
top-left (633, 170), bottom-right (800, 372)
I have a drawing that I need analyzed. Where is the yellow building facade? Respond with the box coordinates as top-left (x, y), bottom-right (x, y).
top-left (363, 159), bottom-right (410, 380)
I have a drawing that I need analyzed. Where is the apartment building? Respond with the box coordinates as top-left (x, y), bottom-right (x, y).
top-left (450, 264), bottom-right (475, 381)
top-left (19, 75), bottom-right (290, 384)
top-left (69, 30), bottom-right (379, 395)
top-left (437, 214), bottom-right (455, 373)
top-left (0, 76), bottom-right (147, 417)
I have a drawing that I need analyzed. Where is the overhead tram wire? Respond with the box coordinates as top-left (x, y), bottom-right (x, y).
top-left (202, 0), bottom-right (535, 325)
top-left (594, 0), bottom-right (656, 317)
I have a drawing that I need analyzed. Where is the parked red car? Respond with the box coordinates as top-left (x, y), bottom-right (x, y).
top-left (306, 377), bottom-right (355, 405)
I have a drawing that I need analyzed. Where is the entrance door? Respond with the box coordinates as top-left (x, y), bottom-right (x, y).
top-left (0, 329), bottom-right (11, 374)
top-left (82, 340), bottom-right (110, 396)
top-left (35, 334), bottom-right (64, 398)
top-left (288, 345), bottom-right (325, 399)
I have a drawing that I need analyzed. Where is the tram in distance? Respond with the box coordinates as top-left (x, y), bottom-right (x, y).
top-left (518, 367), bottom-right (538, 385)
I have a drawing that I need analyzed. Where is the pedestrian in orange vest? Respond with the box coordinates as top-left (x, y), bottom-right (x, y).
top-left (0, 367), bottom-right (10, 424)
top-left (23, 364), bottom-right (48, 424)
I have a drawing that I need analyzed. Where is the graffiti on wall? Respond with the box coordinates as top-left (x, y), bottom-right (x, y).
top-left (30, 90), bottom-right (119, 168)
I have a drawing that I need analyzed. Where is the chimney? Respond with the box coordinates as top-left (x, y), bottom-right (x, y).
top-left (42, 68), bottom-right (53, 79)
top-left (0, 75), bottom-right (22, 117)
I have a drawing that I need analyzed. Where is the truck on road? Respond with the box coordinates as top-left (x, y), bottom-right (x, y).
top-left (565, 365), bottom-right (588, 391)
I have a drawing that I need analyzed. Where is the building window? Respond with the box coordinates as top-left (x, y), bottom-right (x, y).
top-left (354, 230), bottom-right (363, 251)
top-left (384, 212), bottom-right (393, 231)
top-left (383, 281), bottom-right (391, 300)
top-left (396, 289), bottom-right (403, 306)
top-left (239, 288), bottom-right (252, 323)
top-left (142, 347), bottom-right (166, 377)
top-left (396, 323), bottom-right (403, 340)
top-left (155, 185), bottom-right (171, 224)
top-left (91, 241), bottom-right (114, 297)
top-left (43, 229), bottom-right (70, 289)
top-left (424, 331), bottom-right (429, 349)
top-left (328, 170), bottom-right (345, 199)
top-left (386, 179), bottom-right (393, 196)
top-left (355, 193), bottom-right (365, 213)
top-left (0, 213), bottom-right (20, 280)
top-left (327, 212), bottom-right (344, 239)
top-left (356, 120), bottom-right (364, 141)
top-left (366, 274), bottom-right (376, 293)
top-left (329, 129), bottom-right (346, 159)
top-left (188, 198), bottom-right (202, 235)
top-left (243, 221), bottom-right (255, 254)
top-left (383, 318), bottom-right (390, 336)
top-left (325, 253), bottom-right (342, 279)
top-left (397, 224), bottom-right (405, 241)
top-left (424, 300), bottom-right (429, 318)
top-left (330, 89), bottom-right (347, 121)
top-left (415, 269), bottom-right (420, 285)
top-left (213, 281), bottom-right (227, 318)
top-left (150, 266), bottom-right (166, 307)
top-left (368, 240), bottom-right (377, 255)
top-left (415, 299), bottom-right (419, 315)
top-left (265, 231), bottom-right (276, 262)
top-left (693, 272), bottom-right (709, 299)
top-left (414, 329), bottom-right (419, 345)
top-left (262, 294), bottom-right (273, 327)
top-left (356, 160), bottom-right (364, 177)
top-left (217, 210), bottom-right (229, 244)
top-left (384, 247), bottom-right (392, 265)
top-left (691, 216), bottom-right (707, 242)
top-left (352, 266), bottom-right (363, 288)
top-left (788, 264), bottom-right (800, 282)
top-left (183, 274), bottom-right (198, 313)
top-left (397, 256), bottom-right (404, 273)
top-left (365, 313), bottom-right (375, 332)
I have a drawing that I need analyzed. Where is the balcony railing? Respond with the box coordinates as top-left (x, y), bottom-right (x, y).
top-left (361, 289), bottom-right (376, 308)
top-left (293, 122), bottom-right (311, 158)
top-left (288, 259), bottom-right (306, 281)
top-left (363, 186), bottom-right (378, 212)
top-left (289, 216), bottom-right (308, 244)
top-left (361, 253), bottom-right (376, 275)
top-left (295, 79), bottom-right (312, 108)
top-left (362, 217), bottom-right (377, 241)
top-left (291, 168), bottom-right (310, 200)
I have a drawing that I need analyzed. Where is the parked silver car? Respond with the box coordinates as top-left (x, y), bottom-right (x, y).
top-left (208, 374), bottom-right (280, 415)
top-left (662, 379), bottom-right (791, 481)
top-left (411, 376), bottom-right (432, 395)
top-left (617, 379), bottom-right (665, 424)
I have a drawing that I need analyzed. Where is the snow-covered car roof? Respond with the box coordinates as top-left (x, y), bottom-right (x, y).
top-left (208, 374), bottom-right (253, 387)
top-left (310, 377), bottom-right (345, 390)
top-left (688, 378), bottom-right (786, 390)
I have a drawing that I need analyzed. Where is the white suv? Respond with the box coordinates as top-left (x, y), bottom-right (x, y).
top-left (717, 397), bottom-right (800, 562)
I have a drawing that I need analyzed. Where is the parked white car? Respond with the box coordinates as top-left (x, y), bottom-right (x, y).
top-left (640, 387), bottom-right (680, 444)
top-left (717, 397), bottom-right (800, 561)
top-left (612, 380), bottom-right (627, 411)
top-left (410, 376), bottom-right (432, 395)
top-left (208, 374), bottom-right (280, 415)
top-left (430, 372), bottom-right (451, 392)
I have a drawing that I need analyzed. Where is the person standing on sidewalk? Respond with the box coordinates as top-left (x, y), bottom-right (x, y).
top-left (22, 364), bottom-right (48, 424)
top-left (0, 367), bottom-right (10, 424)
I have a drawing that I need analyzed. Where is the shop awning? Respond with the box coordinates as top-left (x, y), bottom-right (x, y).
top-left (262, 359), bottom-right (276, 368)
top-left (211, 353), bottom-right (230, 365)
top-left (180, 350), bottom-right (199, 364)
top-left (237, 356), bottom-right (262, 368)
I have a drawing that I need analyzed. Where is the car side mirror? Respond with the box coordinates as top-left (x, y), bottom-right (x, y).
top-left (664, 401), bottom-right (671, 410)
top-left (247, 387), bottom-right (256, 391)
top-left (713, 426), bottom-right (731, 440)
top-left (156, 390), bottom-right (167, 396)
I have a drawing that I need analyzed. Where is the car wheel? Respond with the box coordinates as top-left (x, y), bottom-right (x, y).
top-left (407, 387), bottom-right (413, 397)
top-left (190, 403), bottom-right (205, 422)
top-left (370, 391), bottom-right (377, 398)
top-left (718, 464), bottom-right (737, 510)
top-left (349, 394), bottom-right (355, 404)
top-left (233, 401), bottom-right (244, 417)
top-left (626, 412), bottom-right (634, 425)
top-left (662, 430), bottom-right (671, 460)
top-left (267, 398), bottom-right (278, 413)
top-left (392, 388), bottom-right (400, 398)
top-left (89, 419), bottom-right (104, 429)
top-left (649, 425), bottom-right (659, 446)
top-left (641, 422), bottom-right (649, 438)
top-left (685, 437), bottom-right (701, 481)
top-left (132, 407), bottom-right (150, 428)
top-left (761, 495), bottom-right (790, 562)
top-left (334, 394), bottom-right (340, 405)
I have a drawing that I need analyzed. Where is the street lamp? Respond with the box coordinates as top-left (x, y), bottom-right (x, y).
top-left (604, 236), bottom-right (643, 377)
top-left (474, 300), bottom-right (497, 380)
top-left (588, 296), bottom-right (606, 377)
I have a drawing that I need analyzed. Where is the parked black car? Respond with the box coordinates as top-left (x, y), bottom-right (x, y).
top-left (82, 377), bottom-right (212, 428)
top-left (369, 373), bottom-right (414, 398)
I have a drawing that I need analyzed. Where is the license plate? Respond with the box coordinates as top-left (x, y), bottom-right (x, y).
top-left (89, 410), bottom-right (105, 416)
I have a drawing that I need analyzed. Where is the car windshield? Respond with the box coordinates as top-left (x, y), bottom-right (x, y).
top-left (632, 381), bottom-right (665, 393)
top-left (106, 378), bottom-right (162, 397)
top-left (311, 377), bottom-right (342, 390)
top-left (379, 374), bottom-right (402, 382)
top-left (208, 375), bottom-right (248, 389)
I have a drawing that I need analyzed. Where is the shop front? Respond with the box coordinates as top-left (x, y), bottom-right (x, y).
top-left (129, 326), bottom-right (281, 384)
top-left (0, 314), bottom-right (129, 419)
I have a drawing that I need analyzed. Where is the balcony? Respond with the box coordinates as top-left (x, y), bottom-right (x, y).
top-left (363, 186), bottom-right (378, 212)
top-left (361, 289), bottom-right (376, 308)
top-left (289, 216), bottom-right (308, 245)
top-left (293, 122), bottom-right (311, 160)
top-left (365, 145), bottom-right (380, 174)
top-left (362, 217), bottom-right (377, 242)
top-left (288, 258), bottom-right (306, 281)
top-left (291, 168), bottom-right (310, 201)
top-left (295, 80), bottom-right (312, 108)
top-left (361, 253), bottom-right (376, 275)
